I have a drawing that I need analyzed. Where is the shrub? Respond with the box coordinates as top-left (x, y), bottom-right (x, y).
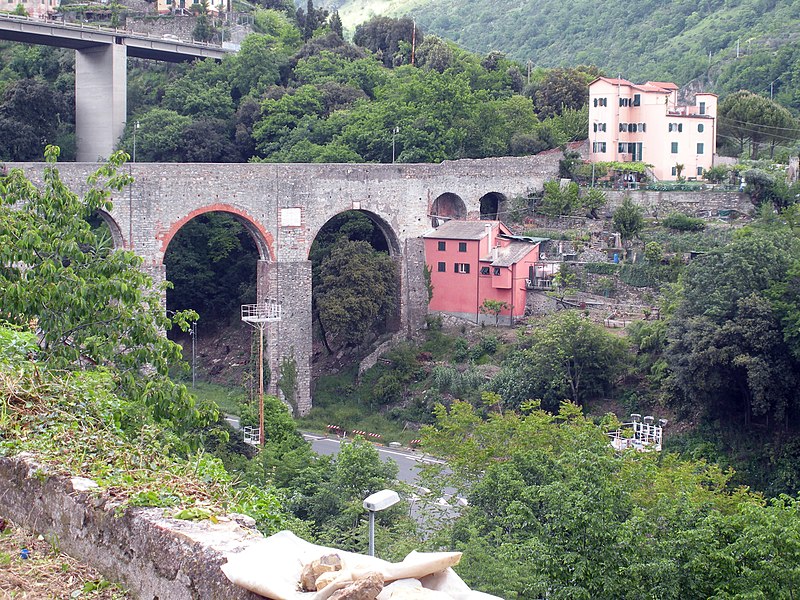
top-left (662, 213), bottom-right (706, 231)
top-left (585, 262), bottom-right (619, 275)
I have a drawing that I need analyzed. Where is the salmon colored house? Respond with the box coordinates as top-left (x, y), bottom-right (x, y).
top-left (588, 77), bottom-right (717, 181)
top-left (423, 221), bottom-right (541, 325)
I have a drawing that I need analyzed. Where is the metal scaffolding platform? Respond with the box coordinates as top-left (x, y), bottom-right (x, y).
top-left (241, 300), bottom-right (282, 323)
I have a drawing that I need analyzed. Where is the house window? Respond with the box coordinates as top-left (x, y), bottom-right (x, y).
top-left (619, 123), bottom-right (626, 132)
top-left (697, 143), bottom-right (704, 154)
top-left (618, 142), bottom-right (626, 153)
top-left (642, 123), bottom-right (646, 132)
top-left (633, 94), bottom-right (641, 106)
top-left (671, 142), bottom-right (678, 154)
top-left (493, 267), bottom-right (501, 276)
top-left (437, 262), bottom-right (446, 272)
top-left (593, 142), bottom-right (607, 153)
top-left (678, 123), bottom-right (683, 132)
top-left (458, 242), bottom-right (467, 253)
top-left (480, 266), bottom-right (490, 275)
top-left (593, 123), bottom-right (597, 132)
top-left (698, 123), bottom-right (704, 133)
top-left (672, 166), bottom-right (677, 176)
top-left (668, 123), bottom-right (673, 132)
top-left (593, 98), bottom-right (598, 107)
top-left (600, 98), bottom-right (607, 107)
top-left (699, 101), bottom-right (706, 115)
top-left (437, 241), bottom-right (446, 251)
top-left (697, 167), bottom-right (703, 176)
top-left (454, 263), bottom-right (470, 274)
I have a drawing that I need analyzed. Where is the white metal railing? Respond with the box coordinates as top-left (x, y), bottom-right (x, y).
top-left (241, 300), bottom-right (282, 323)
top-left (608, 415), bottom-right (665, 452)
top-left (243, 425), bottom-right (260, 446)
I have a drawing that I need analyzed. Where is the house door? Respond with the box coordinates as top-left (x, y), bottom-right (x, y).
top-left (631, 142), bottom-right (643, 162)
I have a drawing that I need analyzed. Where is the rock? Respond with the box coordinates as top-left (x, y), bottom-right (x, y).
top-left (315, 571), bottom-right (340, 590)
top-left (329, 571), bottom-right (384, 600)
top-left (301, 554), bottom-right (344, 591)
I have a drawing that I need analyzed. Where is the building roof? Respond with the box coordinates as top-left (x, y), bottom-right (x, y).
top-left (423, 220), bottom-right (500, 240)
top-left (484, 240), bottom-right (539, 267)
top-left (589, 77), bottom-right (678, 94)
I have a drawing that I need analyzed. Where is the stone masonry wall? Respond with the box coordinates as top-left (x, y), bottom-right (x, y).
top-left (0, 454), bottom-right (263, 600)
top-left (603, 189), bottom-right (751, 217)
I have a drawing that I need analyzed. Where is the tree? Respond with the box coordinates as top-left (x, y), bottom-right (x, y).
top-left (329, 10), bottom-right (343, 38)
top-left (539, 179), bottom-right (579, 217)
top-left (612, 195), bottom-right (644, 242)
top-left (352, 16), bottom-right (420, 68)
top-left (0, 147), bottom-right (209, 430)
top-left (315, 239), bottom-right (398, 348)
top-left (664, 224), bottom-right (800, 428)
top-left (525, 65), bottom-right (600, 119)
top-left (490, 311), bottom-right (627, 410)
top-left (718, 90), bottom-right (800, 158)
top-left (479, 298), bottom-right (509, 326)
top-left (420, 400), bottom-right (800, 599)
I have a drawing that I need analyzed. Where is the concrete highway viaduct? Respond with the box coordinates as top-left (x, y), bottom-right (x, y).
top-left (11, 153), bottom-right (562, 413)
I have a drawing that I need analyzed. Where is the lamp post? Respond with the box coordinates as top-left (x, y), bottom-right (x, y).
top-left (363, 489), bottom-right (400, 557)
top-left (133, 120), bottom-right (140, 163)
top-left (189, 321), bottom-right (197, 388)
top-left (392, 126), bottom-right (399, 163)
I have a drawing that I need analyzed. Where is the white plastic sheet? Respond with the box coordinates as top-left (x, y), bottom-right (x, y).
top-left (221, 531), bottom-right (503, 600)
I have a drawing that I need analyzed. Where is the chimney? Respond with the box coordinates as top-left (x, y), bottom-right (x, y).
top-left (484, 223), bottom-right (493, 252)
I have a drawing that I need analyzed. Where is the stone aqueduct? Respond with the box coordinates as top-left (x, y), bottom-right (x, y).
top-left (12, 153), bottom-right (562, 413)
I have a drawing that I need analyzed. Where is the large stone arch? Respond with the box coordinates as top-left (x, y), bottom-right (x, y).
top-left (430, 192), bottom-right (467, 227)
top-left (308, 208), bottom-right (403, 331)
top-left (159, 203), bottom-right (276, 263)
top-left (479, 192), bottom-right (508, 221)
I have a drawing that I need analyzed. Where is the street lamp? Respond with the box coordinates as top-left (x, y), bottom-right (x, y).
top-left (363, 489), bottom-right (400, 557)
top-left (392, 126), bottom-right (400, 163)
top-left (133, 120), bottom-right (140, 163)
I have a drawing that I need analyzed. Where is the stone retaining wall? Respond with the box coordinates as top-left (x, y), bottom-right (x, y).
top-left (0, 454), bottom-right (262, 600)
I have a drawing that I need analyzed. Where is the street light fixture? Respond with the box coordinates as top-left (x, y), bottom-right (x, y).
top-left (363, 489), bottom-right (400, 557)
top-left (392, 126), bottom-right (400, 163)
top-left (133, 120), bottom-right (140, 163)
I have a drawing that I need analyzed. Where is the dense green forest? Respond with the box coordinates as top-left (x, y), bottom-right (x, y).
top-left (0, 8), bottom-right (588, 163)
top-left (388, 0), bottom-right (800, 107)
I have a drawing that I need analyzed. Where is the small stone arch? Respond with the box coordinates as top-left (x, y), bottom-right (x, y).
top-left (159, 203), bottom-right (275, 262)
top-left (479, 192), bottom-right (507, 221)
top-left (93, 210), bottom-right (125, 250)
top-left (430, 192), bottom-right (466, 227)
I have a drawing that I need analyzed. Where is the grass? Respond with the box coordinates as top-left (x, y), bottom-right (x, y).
top-left (0, 519), bottom-right (130, 599)
top-left (190, 381), bottom-right (247, 416)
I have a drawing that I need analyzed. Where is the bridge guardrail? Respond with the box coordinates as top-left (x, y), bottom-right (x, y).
top-left (0, 11), bottom-right (229, 51)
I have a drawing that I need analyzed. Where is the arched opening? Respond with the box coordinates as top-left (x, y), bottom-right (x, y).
top-left (162, 210), bottom-right (267, 386)
top-left (479, 192), bottom-right (507, 221)
top-left (308, 210), bottom-right (401, 356)
top-left (430, 192), bottom-right (466, 227)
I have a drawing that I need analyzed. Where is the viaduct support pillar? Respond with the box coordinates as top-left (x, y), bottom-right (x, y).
top-left (75, 44), bottom-right (127, 162)
top-left (257, 259), bottom-right (312, 417)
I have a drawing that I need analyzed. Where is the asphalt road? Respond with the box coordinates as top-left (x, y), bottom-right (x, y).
top-left (302, 433), bottom-right (445, 485)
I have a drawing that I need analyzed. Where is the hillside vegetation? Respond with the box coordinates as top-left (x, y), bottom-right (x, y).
top-left (339, 0), bottom-right (800, 107)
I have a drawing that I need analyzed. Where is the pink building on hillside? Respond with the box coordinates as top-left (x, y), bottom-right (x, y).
top-left (588, 77), bottom-right (717, 181)
top-left (423, 221), bottom-right (541, 325)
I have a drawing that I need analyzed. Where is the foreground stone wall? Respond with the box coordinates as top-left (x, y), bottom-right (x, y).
top-left (0, 454), bottom-right (262, 600)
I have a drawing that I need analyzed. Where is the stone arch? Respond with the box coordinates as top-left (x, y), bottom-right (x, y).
top-left (430, 192), bottom-right (466, 227)
top-left (479, 192), bottom-right (507, 221)
top-left (159, 203), bottom-right (275, 262)
top-left (307, 209), bottom-right (401, 259)
top-left (93, 210), bottom-right (125, 250)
